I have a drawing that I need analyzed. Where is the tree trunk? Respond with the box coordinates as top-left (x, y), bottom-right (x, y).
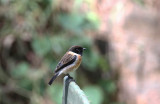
top-left (96, 0), bottom-right (160, 104)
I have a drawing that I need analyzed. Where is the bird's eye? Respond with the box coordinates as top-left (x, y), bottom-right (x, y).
top-left (76, 49), bottom-right (79, 53)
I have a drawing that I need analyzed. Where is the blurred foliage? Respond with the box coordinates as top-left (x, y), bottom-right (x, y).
top-left (83, 86), bottom-right (104, 104)
top-left (0, 0), bottom-right (118, 104)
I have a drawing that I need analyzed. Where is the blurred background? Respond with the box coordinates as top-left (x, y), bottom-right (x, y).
top-left (0, 0), bottom-right (160, 104)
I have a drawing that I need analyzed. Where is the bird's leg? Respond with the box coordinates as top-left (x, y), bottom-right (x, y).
top-left (66, 74), bottom-right (72, 79)
top-left (66, 74), bottom-right (75, 82)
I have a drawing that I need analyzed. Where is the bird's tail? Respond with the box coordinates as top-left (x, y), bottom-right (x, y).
top-left (48, 72), bottom-right (60, 85)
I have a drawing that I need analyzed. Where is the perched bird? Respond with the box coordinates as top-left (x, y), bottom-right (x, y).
top-left (48, 46), bottom-right (86, 85)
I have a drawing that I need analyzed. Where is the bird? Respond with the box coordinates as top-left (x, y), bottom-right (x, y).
top-left (48, 46), bottom-right (86, 85)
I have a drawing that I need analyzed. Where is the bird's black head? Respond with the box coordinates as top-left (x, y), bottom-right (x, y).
top-left (69, 46), bottom-right (86, 56)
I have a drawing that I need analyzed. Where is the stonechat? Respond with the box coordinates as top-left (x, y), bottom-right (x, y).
top-left (48, 46), bottom-right (86, 85)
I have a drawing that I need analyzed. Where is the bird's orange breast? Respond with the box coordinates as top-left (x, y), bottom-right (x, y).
top-left (63, 52), bottom-right (82, 74)
top-left (73, 55), bottom-right (82, 69)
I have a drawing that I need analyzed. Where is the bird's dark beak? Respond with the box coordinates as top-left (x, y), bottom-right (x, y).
top-left (83, 48), bottom-right (86, 50)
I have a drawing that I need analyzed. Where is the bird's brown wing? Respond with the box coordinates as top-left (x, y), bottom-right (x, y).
top-left (54, 53), bottom-right (77, 73)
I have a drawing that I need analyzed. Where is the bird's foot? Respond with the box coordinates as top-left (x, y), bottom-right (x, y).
top-left (68, 78), bottom-right (75, 83)
top-left (66, 74), bottom-right (75, 82)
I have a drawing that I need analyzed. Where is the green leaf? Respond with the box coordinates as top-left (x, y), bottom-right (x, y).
top-left (105, 81), bottom-right (116, 94)
top-left (50, 35), bottom-right (70, 55)
top-left (99, 57), bottom-right (109, 71)
top-left (70, 35), bottom-right (92, 46)
top-left (87, 12), bottom-right (100, 28)
top-left (18, 78), bottom-right (33, 91)
top-left (11, 62), bottom-right (29, 78)
top-left (100, 80), bottom-right (116, 94)
top-left (83, 50), bottom-right (99, 71)
top-left (47, 83), bottom-right (63, 104)
top-left (83, 86), bottom-right (104, 104)
top-left (32, 36), bottom-right (52, 57)
top-left (57, 13), bottom-right (85, 33)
